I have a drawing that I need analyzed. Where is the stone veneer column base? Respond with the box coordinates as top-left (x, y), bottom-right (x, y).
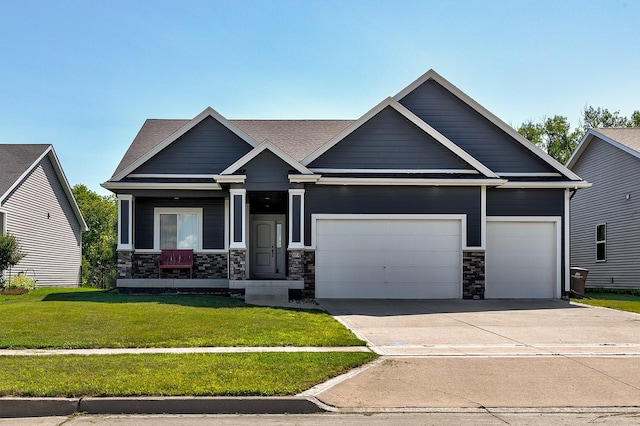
top-left (463, 251), bottom-right (485, 299)
top-left (288, 250), bottom-right (316, 298)
top-left (117, 251), bottom-right (133, 279)
top-left (229, 249), bottom-right (246, 280)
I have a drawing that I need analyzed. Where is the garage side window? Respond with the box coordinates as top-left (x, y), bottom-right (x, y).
top-left (596, 223), bottom-right (606, 262)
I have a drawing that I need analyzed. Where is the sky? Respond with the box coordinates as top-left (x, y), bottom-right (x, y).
top-left (1, 0), bottom-right (638, 195)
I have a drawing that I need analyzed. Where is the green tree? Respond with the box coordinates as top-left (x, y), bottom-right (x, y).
top-left (630, 110), bottom-right (640, 128)
top-left (72, 184), bottom-right (117, 288)
top-left (0, 234), bottom-right (25, 285)
top-left (579, 106), bottom-right (630, 135)
top-left (518, 115), bottom-right (580, 164)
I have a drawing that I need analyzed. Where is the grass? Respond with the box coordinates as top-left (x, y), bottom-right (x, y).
top-left (0, 352), bottom-right (377, 397)
top-left (0, 288), bottom-right (364, 348)
top-left (576, 291), bottom-right (640, 314)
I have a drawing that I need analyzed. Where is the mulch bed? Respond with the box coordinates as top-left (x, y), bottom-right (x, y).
top-left (0, 288), bottom-right (29, 295)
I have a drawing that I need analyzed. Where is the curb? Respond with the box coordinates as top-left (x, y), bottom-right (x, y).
top-left (0, 396), bottom-right (326, 418)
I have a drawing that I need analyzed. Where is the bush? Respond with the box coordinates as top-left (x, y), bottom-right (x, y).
top-left (0, 234), bottom-right (25, 277)
top-left (7, 274), bottom-right (36, 290)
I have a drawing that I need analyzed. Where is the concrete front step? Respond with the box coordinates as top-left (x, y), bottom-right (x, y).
top-left (244, 286), bottom-right (290, 303)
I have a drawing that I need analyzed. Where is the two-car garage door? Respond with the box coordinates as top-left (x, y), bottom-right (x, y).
top-left (315, 217), bottom-right (462, 299)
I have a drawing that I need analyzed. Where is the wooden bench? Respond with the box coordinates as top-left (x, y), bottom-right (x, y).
top-left (158, 249), bottom-right (194, 279)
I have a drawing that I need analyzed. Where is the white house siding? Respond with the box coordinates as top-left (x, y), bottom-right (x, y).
top-left (2, 155), bottom-right (82, 287)
top-left (570, 138), bottom-right (640, 289)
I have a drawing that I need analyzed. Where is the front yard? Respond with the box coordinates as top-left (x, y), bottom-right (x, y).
top-left (0, 288), bottom-right (375, 397)
top-left (577, 291), bottom-right (640, 314)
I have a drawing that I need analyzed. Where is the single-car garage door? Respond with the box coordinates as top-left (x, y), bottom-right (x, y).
top-left (485, 219), bottom-right (559, 299)
top-left (315, 217), bottom-right (462, 299)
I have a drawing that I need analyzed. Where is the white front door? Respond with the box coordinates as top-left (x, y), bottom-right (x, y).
top-left (251, 215), bottom-right (285, 279)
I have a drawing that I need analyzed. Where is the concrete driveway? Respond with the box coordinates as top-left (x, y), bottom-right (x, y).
top-left (312, 299), bottom-right (640, 409)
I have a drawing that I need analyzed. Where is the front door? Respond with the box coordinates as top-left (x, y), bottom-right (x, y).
top-left (250, 215), bottom-right (285, 279)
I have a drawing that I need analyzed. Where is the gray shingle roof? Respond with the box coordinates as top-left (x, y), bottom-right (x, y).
top-left (593, 128), bottom-right (640, 154)
top-left (0, 144), bottom-right (51, 199)
top-left (112, 118), bottom-right (355, 178)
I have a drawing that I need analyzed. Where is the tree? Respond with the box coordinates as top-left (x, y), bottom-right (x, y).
top-left (0, 234), bottom-right (25, 285)
top-left (579, 106), bottom-right (630, 135)
top-left (72, 184), bottom-right (117, 288)
top-left (518, 115), bottom-right (580, 165)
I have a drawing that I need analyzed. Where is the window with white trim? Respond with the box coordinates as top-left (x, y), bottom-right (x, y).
top-left (0, 211), bottom-right (6, 235)
top-left (154, 208), bottom-right (202, 251)
top-left (596, 223), bottom-right (606, 262)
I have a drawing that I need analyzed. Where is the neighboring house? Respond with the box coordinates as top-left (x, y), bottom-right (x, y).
top-left (567, 128), bottom-right (640, 290)
top-left (103, 70), bottom-right (589, 299)
top-left (0, 144), bottom-right (88, 287)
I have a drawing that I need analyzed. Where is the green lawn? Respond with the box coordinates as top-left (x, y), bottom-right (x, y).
top-left (0, 288), bottom-right (364, 348)
top-left (576, 292), bottom-right (640, 314)
top-left (0, 352), bottom-right (377, 397)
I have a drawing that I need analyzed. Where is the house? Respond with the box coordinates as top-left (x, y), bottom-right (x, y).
top-left (0, 144), bottom-right (88, 287)
top-left (567, 128), bottom-right (640, 290)
top-left (102, 70), bottom-right (589, 299)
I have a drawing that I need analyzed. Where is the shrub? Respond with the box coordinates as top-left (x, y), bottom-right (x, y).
top-left (7, 274), bottom-right (36, 290)
top-left (0, 234), bottom-right (25, 283)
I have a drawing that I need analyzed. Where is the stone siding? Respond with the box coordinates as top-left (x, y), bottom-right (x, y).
top-left (288, 250), bottom-right (316, 297)
top-left (119, 252), bottom-right (229, 279)
top-left (117, 251), bottom-right (133, 279)
top-left (229, 249), bottom-right (246, 280)
top-left (463, 251), bottom-right (485, 299)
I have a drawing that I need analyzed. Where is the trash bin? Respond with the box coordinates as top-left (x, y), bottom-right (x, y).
top-left (570, 267), bottom-right (589, 298)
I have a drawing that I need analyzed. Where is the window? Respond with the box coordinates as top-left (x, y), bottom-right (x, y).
top-left (596, 223), bottom-right (606, 262)
top-left (0, 211), bottom-right (6, 236)
top-left (154, 208), bottom-right (202, 251)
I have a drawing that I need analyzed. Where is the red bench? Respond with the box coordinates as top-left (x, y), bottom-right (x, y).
top-left (158, 249), bottom-right (194, 279)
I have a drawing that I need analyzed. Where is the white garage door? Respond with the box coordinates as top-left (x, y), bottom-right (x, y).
top-left (486, 220), bottom-right (559, 299)
top-left (315, 218), bottom-right (462, 299)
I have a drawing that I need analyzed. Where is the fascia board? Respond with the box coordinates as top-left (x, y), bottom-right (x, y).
top-left (112, 107), bottom-right (259, 182)
top-left (101, 182), bottom-right (222, 191)
top-left (316, 177), bottom-right (507, 186)
top-left (394, 70), bottom-right (583, 182)
top-left (497, 181), bottom-right (592, 189)
top-left (220, 140), bottom-right (313, 175)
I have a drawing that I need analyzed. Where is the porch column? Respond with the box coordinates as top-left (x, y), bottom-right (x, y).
top-left (229, 189), bottom-right (247, 279)
top-left (117, 194), bottom-right (133, 251)
top-left (288, 189), bottom-right (305, 249)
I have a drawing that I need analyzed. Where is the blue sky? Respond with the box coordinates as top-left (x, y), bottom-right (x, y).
top-left (1, 0), bottom-right (638, 195)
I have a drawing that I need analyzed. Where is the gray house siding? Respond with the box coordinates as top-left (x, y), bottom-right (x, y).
top-left (1, 156), bottom-right (82, 287)
top-left (399, 80), bottom-right (557, 173)
top-left (303, 185), bottom-right (481, 246)
top-left (134, 197), bottom-right (226, 250)
top-left (132, 116), bottom-right (253, 175)
top-left (570, 137), bottom-right (640, 289)
top-left (243, 150), bottom-right (292, 191)
top-left (308, 106), bottom-right (472, 170)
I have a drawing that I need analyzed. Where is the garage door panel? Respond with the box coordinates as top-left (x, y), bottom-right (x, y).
top-left (315, 218), bottom-right (462, 299)
top-left (486, 220), bottom-right (557, 299)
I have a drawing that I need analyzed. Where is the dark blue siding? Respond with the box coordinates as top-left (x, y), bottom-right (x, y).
top-left (486, 189), bottom-right (564, 216)
top-left (309, 106), bottom-right (472, 170)
top-left (304, 186), bottom-right (481, 246)
top-left (399, 80), bottom-right (557, 173)
top-left (244, 150), bottom-right (291, 191)
top-left (133, 116), bottom-right (253, 175)
top-left (135, 197), bottom-right (225, 250)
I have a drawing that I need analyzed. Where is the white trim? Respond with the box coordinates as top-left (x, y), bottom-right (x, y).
top-left (595, 223), bottom-right (607, 262)
top-left (393, 69), bottom-right (583, 181)
top-left (153, 207), bottom-right (203, 251)
top-left (309, 168), bottom-right (480, 174)
top-left (497, 181), bottom-right (591, 189)
top-left (300, 97), bottom-right (497, 178)
top-left (101, 182), bottom-right (222, 190)
top-left (0, 208), bottom-right (6, 235)
top-left (496, 172), bottom-right (562, 177)
top-left (564, 189), bottom-right (571, 293)
top-left (127, 174), bottom-right (215, 179)
top-left (567, 129), bottom-right (640, 168)
top-left (486, 216), bottom-right (562, 299)
top-left (481, 186), bottom-right (487, 249)
top-left (214, 175), bottom-right (246, 184)
top-left (288, 174), bottom-right (321, 183)
top-left (288, 189), bottom-right (305, 249)
top-left (117, 194), bottom-right (133, 251)
top-left (229, 189), bottom-right (247, 249)
top-left (220, 140), bottom-right (313, 175)
top-left (112, 107), bottom-right (258, 182)
top-left (310, 213), bottom-right (469, 250)
top-left (316, 177), bottom-right (507, 186)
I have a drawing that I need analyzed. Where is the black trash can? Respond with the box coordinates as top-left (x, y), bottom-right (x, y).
top-left (570, 267), bottom-right (589, 298)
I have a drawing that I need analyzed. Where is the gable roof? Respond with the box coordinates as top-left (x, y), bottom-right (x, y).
top-left (394, 69), bottom-right (583, 181)
top-left (0, 144), bottom-right (88, 231)
top-left (301, 97), bottom-right (499, 178)
top-left (567, 128), bottom-right (640, 168)
top-left (220, 140), bottom-right (313, 175)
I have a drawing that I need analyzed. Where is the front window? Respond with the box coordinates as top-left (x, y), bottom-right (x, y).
top-left (155, 208), bottom-right (202, 251)
top-left (596, 223), bottom-right (606, 262)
